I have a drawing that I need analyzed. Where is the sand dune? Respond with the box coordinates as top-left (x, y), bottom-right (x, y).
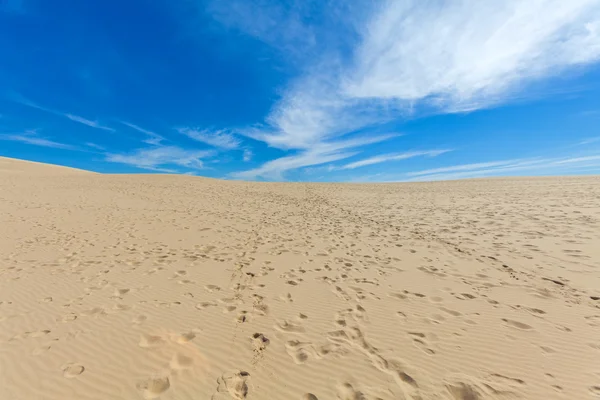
top-left (1, 156), bottom-right (599, 399)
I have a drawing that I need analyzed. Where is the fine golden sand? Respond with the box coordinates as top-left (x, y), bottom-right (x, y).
top-left (1, 156), bottom-right (599, 399)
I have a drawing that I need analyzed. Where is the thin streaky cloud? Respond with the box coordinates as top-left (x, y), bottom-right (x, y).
top-left (403, 155), bottom-right (600, 182)
top-left (231, 134), bottom-right (396, 180)
top-left (120, 121), bottom-right (165, 145)
top-left (0, 133), bottom-right (78, 150)
top-left (242, 149), bottom-right (253, 162)
top-left (340, 149), bottom-right (451, 170)
top-left (85, 142), bottom-right (105, 150)
top-left (105, 145), bottom-right (215, 171)
top-left (64, 114), bottom-right (114, 132)
top-left (178, 127), bottom-right (240, 149)
top-left (577, 136), bottom-right (600, 145)
top-left (11, 94), bottom-right (114, 131)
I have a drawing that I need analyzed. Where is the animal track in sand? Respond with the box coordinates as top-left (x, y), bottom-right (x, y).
top-left (215, 370), bottom-right (250, 399)
top-left (62, 363), bottom-right (85, 378)
top-left (136, 376), bottom-right (170, 399)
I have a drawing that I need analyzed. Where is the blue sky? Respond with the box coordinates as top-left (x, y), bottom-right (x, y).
top-left (1, 0), bottom-right (600, 182)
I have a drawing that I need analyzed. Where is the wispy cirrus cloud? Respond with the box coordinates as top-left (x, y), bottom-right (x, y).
top-left (577, 136), bottom-right (600, 145)
top-left (404, 155), bottom-right (600, 182)
top-left (12, 95), bottom-right (115, 131)
top-left (177, 127), bottom-right (240, 149)
top-left (120, 121), bottom-right (165, 145)
top-left (216, 0), bottom-right (600, 180)
top-left (242, 149), bottom-right (253, 162)
top-left (0, 131), bottom-right (79, 150)
top-left (231, 134), bottom-right (395, 180)
top-left (105, 146), bottom-right (215, 172)
top-left (339, 149), bottom-right (451, 170)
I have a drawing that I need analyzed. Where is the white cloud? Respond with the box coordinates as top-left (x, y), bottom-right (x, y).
top-left (64, 114), bottom-right (114, 131)
top-left (120, 121), bottom-right (165, 145)
top-left (177, 127), bottom-right (240, 149)
top-left (85, 142), bottom-right (105, 150)
top-left (242, 149), bottom-right (253, 162)
top-left (105, 146), bottom-right (215, 172)
top-left (0, 132), bottom-right (78, 150)
top-left (221, 0), bottom-right (600, 179)
top-left (231, 134), bottom-right (395, 180)
top-left (340, 149), bottom-right (451, 170)
top-left (403, 155), bottom-right (600, 181)
top-left (346, 1), bottom-right (600, 108)
top-left (13, 95), bottom-right (115, 131)
top-left (577, 136), bottom-right (600, 145)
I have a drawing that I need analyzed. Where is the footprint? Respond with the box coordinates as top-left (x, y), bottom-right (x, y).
top-left (136, 376), bottom-right (170, 399)
top-left (60, 313), bottom-right (78, 322)
top-left (170, 353), bottom-right (194, 370)
top-left (303, 394), bottom-right (318, 400)
top-left (445, 381), bottom-right (482, 400)
top-left (112, 304), bottom-right (131, 312)
top-left (32, 344), bottom-right (51, 355)
top-left (205, 284), bottom-right (221, 292)
top-left (196, 301), bottom-right (218, 310)
top-left (236, 311), bottom-right (250, 323)
top-left (440, 307), bottom-right (462, 317)
top-left (336, 382), bottom-right (366, 400)
top-left (82, 307), bottom-right (107, 317)
top-left (62, 363), bottom-right (85, 378)
top-left (139, 333), bottom-right (165, 348)
top-left (171, 331), bottom-right (196, 344)
top-left (502, 318), bottom-right (533, 330)
top-left (252, 333), bottom-right (270, 363)
top-left (132, 315), bottom-right (148, 325)
top-left (114, 288), bottom-right (130, 296)
top-left (223, 305), bottom-right (237, 313)
top-left (215, 370), bottom-right (250, 399)
top-left (286, 340), bottom-right (311, 364)
top-left (275, 319), bottom-right (305, 333)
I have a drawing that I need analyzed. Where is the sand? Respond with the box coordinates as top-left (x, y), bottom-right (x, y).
top-left (1, 156), bottom-right (599, 400)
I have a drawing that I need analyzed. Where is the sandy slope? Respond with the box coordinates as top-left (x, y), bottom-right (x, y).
top-left (1, 156), bottom-right (599, 400)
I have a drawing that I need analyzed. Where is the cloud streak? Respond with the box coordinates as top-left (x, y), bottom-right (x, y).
top-left (120, 121), bottom-right (165, 145)
top-left (13, 95), bottom-right (115, 131)
top-left (0, 131), bottom-right (79, 150)
top-left (177, 127), bottom-right (240, 149)
top-left (105, 146), bottom-right (215, 172)
top-left (231, 134), bottom-right (395, 180)
top-left (340, 149), bottom-right (451, 170)
top-left (404, 155), bottom-right (600, 182)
